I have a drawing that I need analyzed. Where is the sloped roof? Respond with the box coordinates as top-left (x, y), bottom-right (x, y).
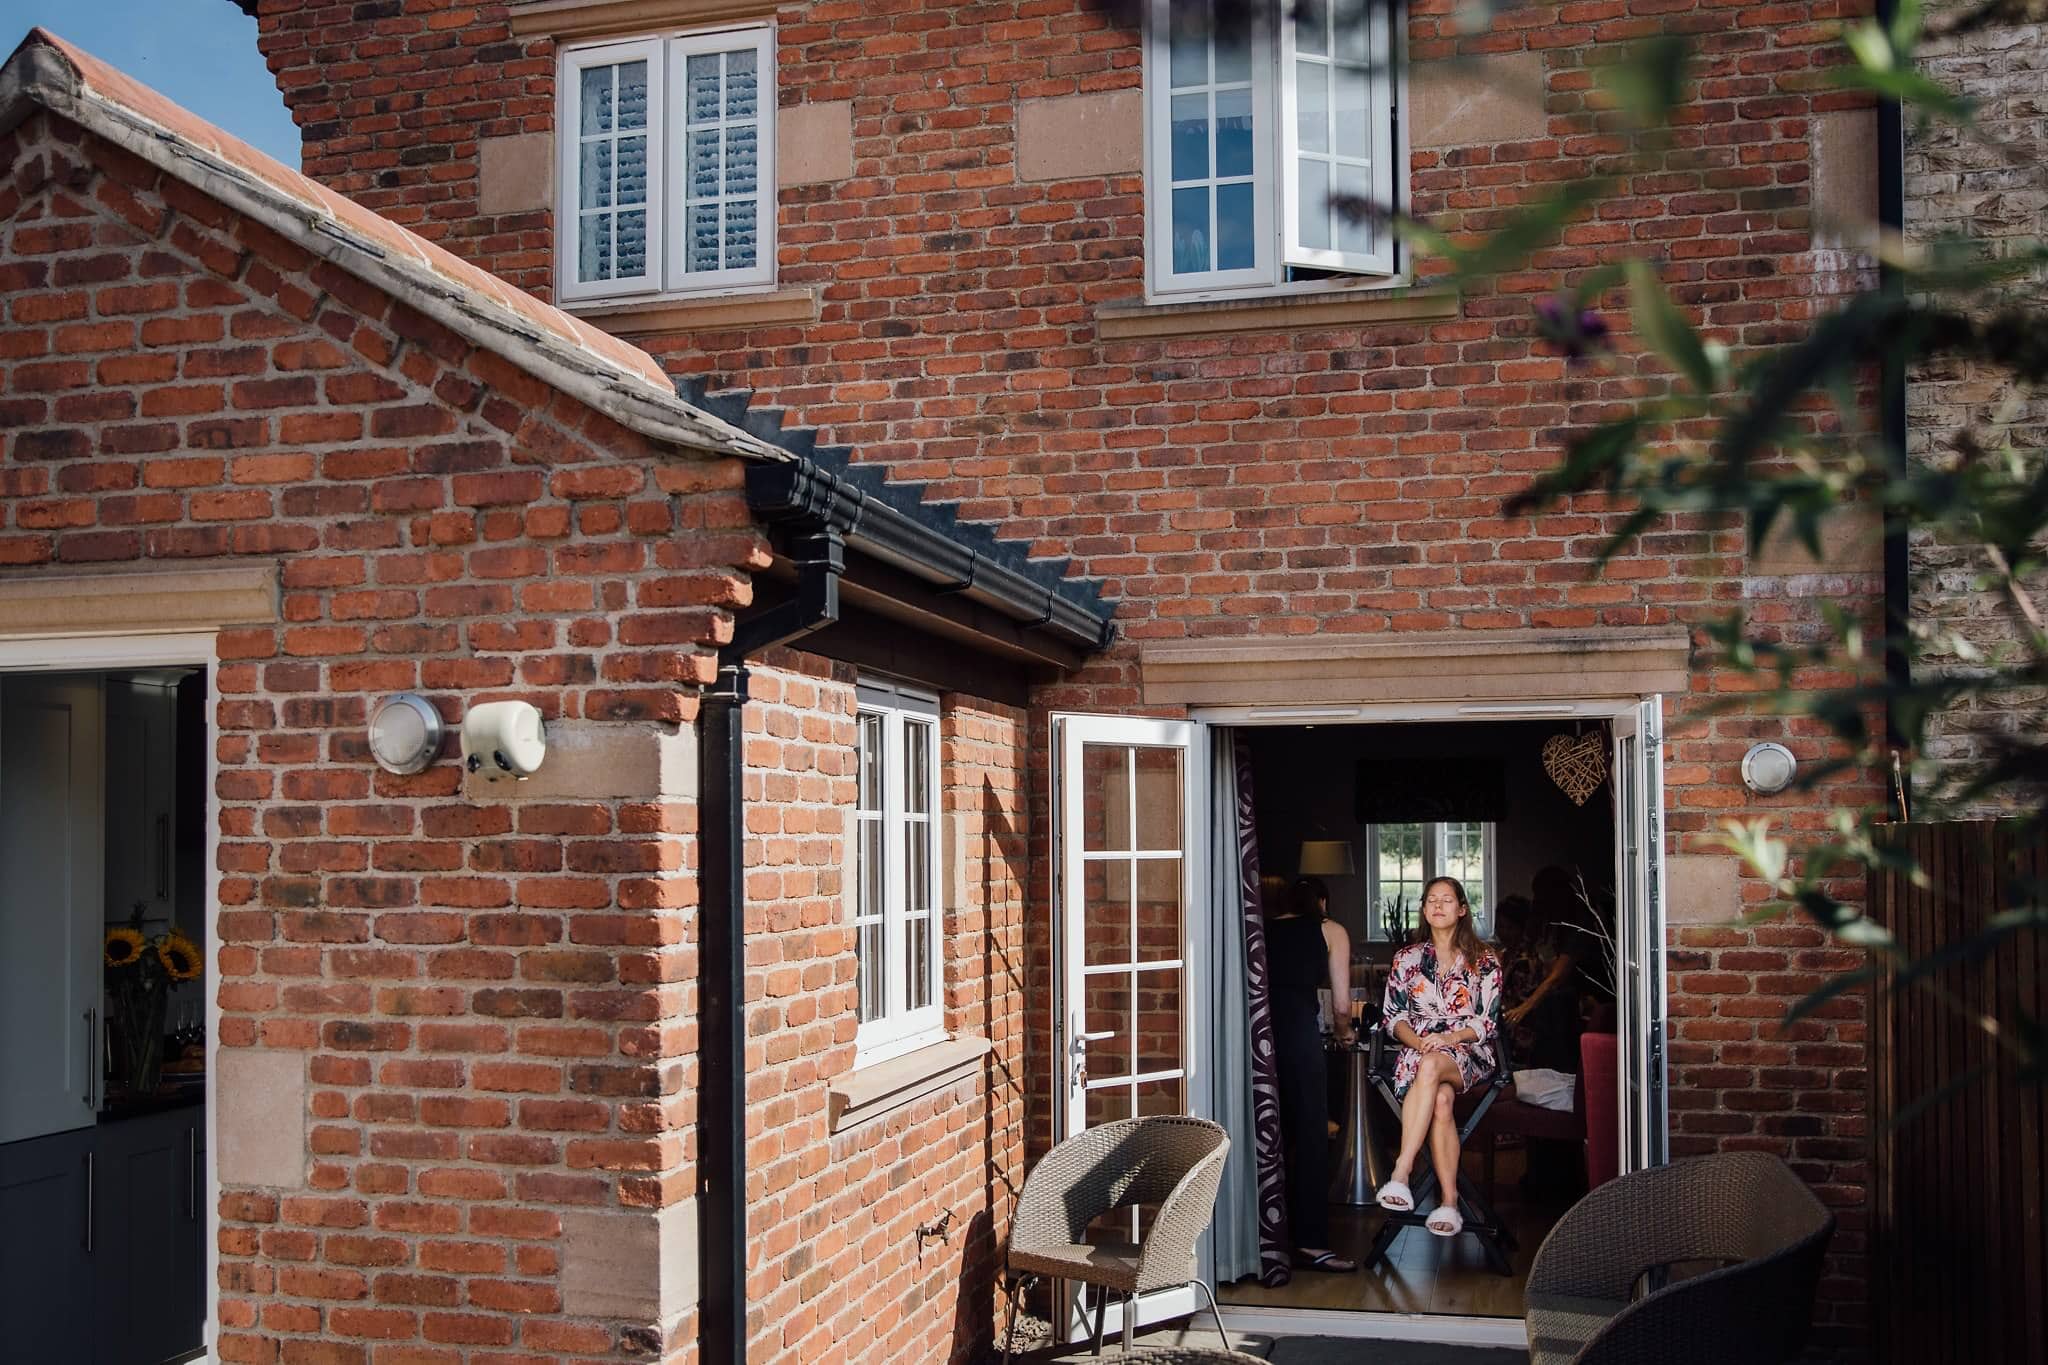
top-left (0, 27), bottom-right (1112, 651)
top-left (0, 27), bottom-right (781, 461)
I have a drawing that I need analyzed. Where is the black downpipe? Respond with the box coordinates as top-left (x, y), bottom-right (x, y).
top-left (1876, 0), bottom-right (1911, 810)
top-left (698, 531), bottom-right (842, 1365)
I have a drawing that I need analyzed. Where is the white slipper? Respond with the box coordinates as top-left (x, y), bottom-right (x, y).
top-left (1375, 1180), bottom-right (1413, 1212)
top-left (1426, 1205), bottom-right (1464, 1237)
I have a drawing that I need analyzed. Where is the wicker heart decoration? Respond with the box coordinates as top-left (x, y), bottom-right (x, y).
top-left (1541, 731), bottom-right (1608, 806)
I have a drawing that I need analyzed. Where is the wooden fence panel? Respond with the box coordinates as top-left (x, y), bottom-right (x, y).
top-left (1870, 823), bottom-right (2047, 1365)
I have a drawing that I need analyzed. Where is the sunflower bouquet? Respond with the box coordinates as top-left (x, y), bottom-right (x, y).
top-left (103, 903), bottom-right (201, 1098)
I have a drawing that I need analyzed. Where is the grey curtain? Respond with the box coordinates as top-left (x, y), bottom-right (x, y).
top-left (1209, 731), bottom-right (1292, 1286)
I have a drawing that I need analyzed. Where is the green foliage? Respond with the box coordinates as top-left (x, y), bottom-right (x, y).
top-left (1462, 15), bottom-right (2048, 1112)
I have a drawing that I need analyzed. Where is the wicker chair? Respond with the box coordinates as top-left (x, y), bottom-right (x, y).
top-left (1524, 1151), bottom-right (1836, 1365)
top-left (999, 1116), bottom-right (1231, 1361)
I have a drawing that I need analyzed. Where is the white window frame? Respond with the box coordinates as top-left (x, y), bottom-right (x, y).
top-left (1143, 0), bottom-right (1277, 294)
top-left (1278, 0), bottom-right (1396, 276)
top-left (1143, 0), bottom-right (1407, 301)
top-left (1364, 820), bottom-right (1497, 941)
top-left (555, 23), bottom-right (776, 305)
top-left (852, 679), bottom-right (945, 1066)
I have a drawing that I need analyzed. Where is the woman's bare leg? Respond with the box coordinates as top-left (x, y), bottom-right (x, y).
top-left (1389, 1054), bottom-right (1452, 1184)
top-left (1428, 1081), bottom-right (1461, 1207)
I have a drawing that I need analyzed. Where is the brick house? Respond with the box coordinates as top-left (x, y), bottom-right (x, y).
top-left (3, 0), bottom-right (1980, 1357)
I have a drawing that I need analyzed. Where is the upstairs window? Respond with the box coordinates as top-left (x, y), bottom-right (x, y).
top-left (557, 25), bottom-right (775, 304)
top-left (852, 680), bottom-right (944, 1065)
top-left (1145, 0), bottom-right (1398, 298)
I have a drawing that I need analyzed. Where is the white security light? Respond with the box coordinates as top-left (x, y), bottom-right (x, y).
top-left (461, 700), bottom-right (547, 782)
top-left (1741, 742), bottom-right (1798, 795)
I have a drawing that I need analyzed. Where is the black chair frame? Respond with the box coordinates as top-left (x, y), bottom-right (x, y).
top-left (1362, 1020), bottom-right (1517, 1276)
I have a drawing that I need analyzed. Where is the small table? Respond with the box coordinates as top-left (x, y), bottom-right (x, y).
top-left (1328, 1037), bottom-right (1385, 1205)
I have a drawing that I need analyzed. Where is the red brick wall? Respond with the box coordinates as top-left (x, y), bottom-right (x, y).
top-left (735, 652), bottom-right (1031, 1364)
top-left (246, 0), bottom-right (1883, 1348)
top-left (0, 108), bottom-right (762, 1361)
top-left (247, 0), bottom-right (546, 286)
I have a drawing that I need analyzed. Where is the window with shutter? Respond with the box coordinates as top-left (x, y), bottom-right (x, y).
top-left (556, 25), bottom-right (775, 304)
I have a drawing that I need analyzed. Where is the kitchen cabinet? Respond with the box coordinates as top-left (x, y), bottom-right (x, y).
top-left (0, 1125), bottom-right (98, 1358)
top-left (103, 679), bottom-right (179, 930)
top-left (93, 1101), bottom-right (207, 1365)
top-left (0, 1103), bottom-right (205, 1365)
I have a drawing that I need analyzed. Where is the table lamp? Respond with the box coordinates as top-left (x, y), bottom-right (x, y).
top-left (1298, 839), bottom-right (1355, 876)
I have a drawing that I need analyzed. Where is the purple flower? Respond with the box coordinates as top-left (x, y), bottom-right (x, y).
top-left (1535, 294), bottom-right (1611, 361)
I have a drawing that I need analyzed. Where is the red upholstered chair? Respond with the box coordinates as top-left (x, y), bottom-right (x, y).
top-left (1579, 1032), bottom-right (1619, 1191)
top-left (1468, 1052), bottom-right (1588, 1204)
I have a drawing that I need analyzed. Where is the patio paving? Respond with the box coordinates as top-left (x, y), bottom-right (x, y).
top-left (1031, 1321), bottom-right (1525, 1363)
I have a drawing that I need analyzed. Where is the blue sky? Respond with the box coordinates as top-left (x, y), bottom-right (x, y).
top-left (1, 0), bottom-right (299, 165)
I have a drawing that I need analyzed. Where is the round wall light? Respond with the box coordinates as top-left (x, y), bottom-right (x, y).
top-left (368, 693), bottom-right (444, 775)
top-left (1740, 741), bottom-right (1798, 795)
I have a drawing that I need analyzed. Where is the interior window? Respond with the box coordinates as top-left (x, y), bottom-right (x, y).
top-left (852, 680), bottom-right (944, 1065)
top-left (1145, 0), bottom-right (1398, 297)
top-left (1368, 821), bottom-right (1496, 941)
top-left (557, 24), bottom-right (774, 304)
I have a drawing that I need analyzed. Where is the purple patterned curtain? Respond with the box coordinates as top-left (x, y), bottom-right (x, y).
top-left (1234, 733), bottom-right (1294, 1286)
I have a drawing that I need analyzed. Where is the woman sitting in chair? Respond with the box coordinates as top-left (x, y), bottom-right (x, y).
top-left (1376, 875), bottom-right (1503, 1236)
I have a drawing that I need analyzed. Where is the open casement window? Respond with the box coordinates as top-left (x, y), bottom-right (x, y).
top-left (556, 25), bottom-right (774, 305)
top-left (1366, 821), bottom-right (1496, 940)
top-left (1279, 0), bottom-right (1396, 275)
top-left (1145, 0), bottom-right (1399, 298)
top-left (851, 681), bottom-right (943, 1066)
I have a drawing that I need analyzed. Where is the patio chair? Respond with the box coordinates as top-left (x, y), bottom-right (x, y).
top-left (1524, 1151), bottom-right (1835, 1365)
top-left (1361, 1021), bottom-right (1516, 1276)
top-left (998, 1115), bottom-right (1232, 1361)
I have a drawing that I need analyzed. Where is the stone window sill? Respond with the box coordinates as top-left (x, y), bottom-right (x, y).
top-left (509, 0), bottom-right (782, 41)
top-left (568, 286), bottom-right (819, 337)
top-left (1098, 287), bottom-right (1460, 340)
top-left (828, 1035), bottom-right (993, 1134)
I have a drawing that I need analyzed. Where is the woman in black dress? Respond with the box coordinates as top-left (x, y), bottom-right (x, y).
top-left (1265, 875), bottom-right (1357, 1272)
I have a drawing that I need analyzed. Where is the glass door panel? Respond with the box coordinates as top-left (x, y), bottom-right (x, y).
top-left (1052, 715), bottom-right (1203, 1339)
top-left (1613, 696), bottom-right (1669, 1173)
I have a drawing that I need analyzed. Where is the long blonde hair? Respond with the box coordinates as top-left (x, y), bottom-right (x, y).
top-left (1417, 875), bottom-right (1493, 970)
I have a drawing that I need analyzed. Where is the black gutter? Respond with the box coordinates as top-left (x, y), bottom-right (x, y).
top-left (1876, 0), bottom-right (1911, 808)
top-left (698, 531), bottom-right (843, 1365)
top-left (700, 452), bottom-right (1112, 1364)
top-left (744, 458), bottom-right (1117, 654)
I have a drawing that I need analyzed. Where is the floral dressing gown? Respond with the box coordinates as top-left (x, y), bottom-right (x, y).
top-left (1381, 940), bottom-right (1504, 1097)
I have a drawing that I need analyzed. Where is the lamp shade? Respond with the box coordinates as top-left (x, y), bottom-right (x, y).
top-left (1298, 839), bottom-right (1356, 876)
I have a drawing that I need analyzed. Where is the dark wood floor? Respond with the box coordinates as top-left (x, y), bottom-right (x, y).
top-left (1217, 1149), bottom-right (1573, 1319)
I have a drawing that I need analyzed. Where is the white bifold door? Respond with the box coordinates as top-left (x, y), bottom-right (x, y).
top-left (1612, 695), bottom-right (1668, 1172)
top-left (1051, 714), bottom-right (1205, 1341)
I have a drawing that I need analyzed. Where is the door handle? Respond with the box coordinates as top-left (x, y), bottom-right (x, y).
top-left (83, 1008), bottom-right (95, 1110)
top-left (186, 1126), bottom-right (197, 1222)
top-left (155, 813), bottom-right (170, 899)
top-left (1069, 1028), bottom-right (1113, 1091)
top-left (83, 1150), bottom-right (94, 1253)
